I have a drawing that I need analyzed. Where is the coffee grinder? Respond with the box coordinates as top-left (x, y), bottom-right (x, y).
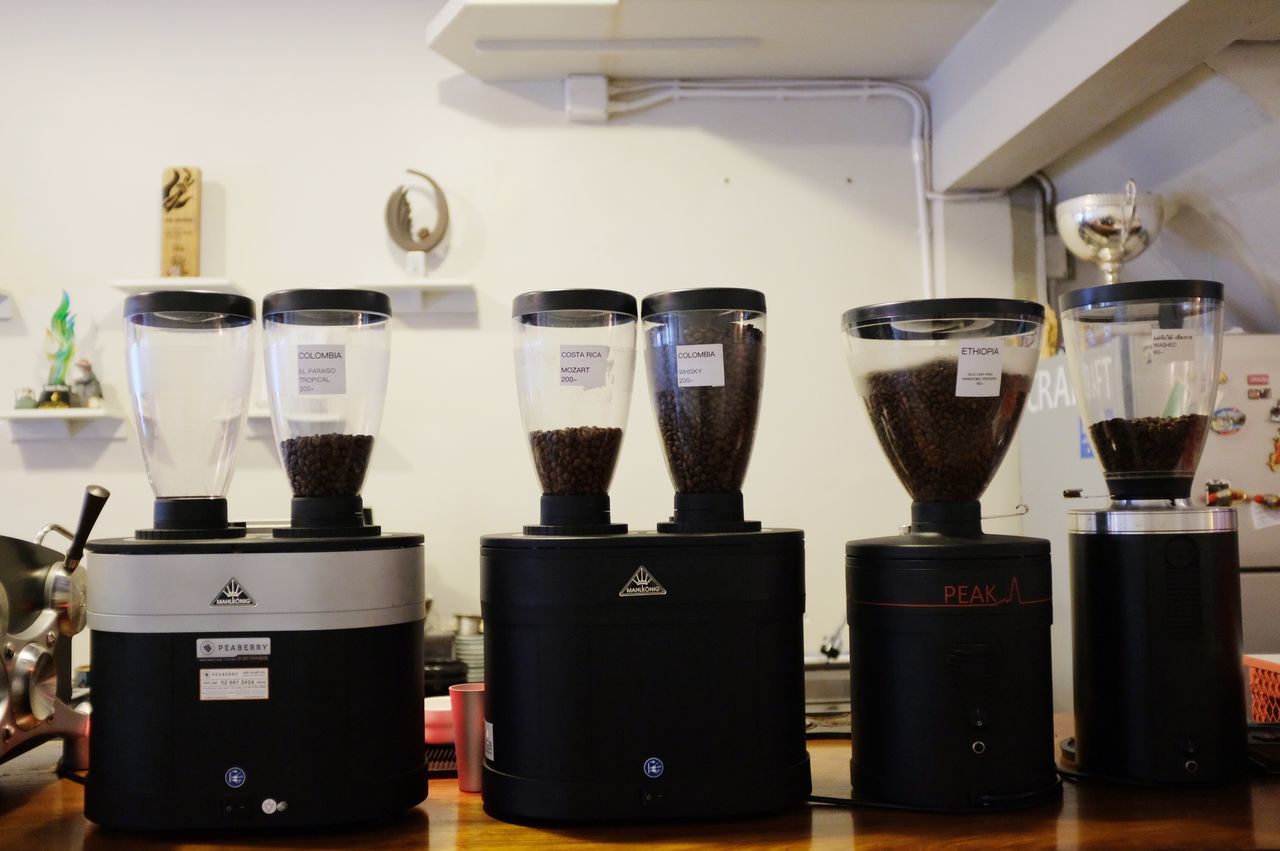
top-left (842, 298), bottom-right (1059, 811)
top-left (1058, 279), bottom-right (1245, 785)
top-left (481, 288), bottom-right (809, 822)
top-left (86, 290), bottom-right (427, 830)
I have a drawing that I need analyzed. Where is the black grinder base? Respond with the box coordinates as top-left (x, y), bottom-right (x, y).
top-left (1067, 519), bottom-right (1246, 786)
top-left (480, 529), bottom-right (810, 822)
top-left (846, 503), bottom-right (1059, 811)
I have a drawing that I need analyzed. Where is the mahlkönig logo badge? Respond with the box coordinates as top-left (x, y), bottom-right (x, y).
top-left (619, 566), bottom-right (667, 598)
top-left (211, 578), bottom-right (256, 607)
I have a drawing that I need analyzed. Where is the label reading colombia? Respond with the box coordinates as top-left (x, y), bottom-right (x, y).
top-left (1150, 329), bottom-right (1198, 362)
top-left (956, 345), bottom-right (1003, 397)
top-left (297, 344), bottom-right (346, 395)
top-left (200, 668), bottom-right (269, 701)
top-left (676, 344), bottom-right (725, 388)
top-left (559, 344), bottom-right (608, 389)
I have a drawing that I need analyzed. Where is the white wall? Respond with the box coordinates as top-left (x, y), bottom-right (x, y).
top-left (0, 0), bottom-right (1021, 667)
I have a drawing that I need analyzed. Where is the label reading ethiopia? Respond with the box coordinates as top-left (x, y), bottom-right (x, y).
top-left (296, 344), bottom-right (347, 395)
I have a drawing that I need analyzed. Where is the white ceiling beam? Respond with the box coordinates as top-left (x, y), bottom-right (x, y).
top-left (927, 0), bottom-right (1280, 191)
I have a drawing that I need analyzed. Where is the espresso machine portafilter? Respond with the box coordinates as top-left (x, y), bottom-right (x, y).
top-left (0, 485), bottom-right (109, 771)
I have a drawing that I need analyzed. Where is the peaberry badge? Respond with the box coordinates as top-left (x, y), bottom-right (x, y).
top-left (559, 345), bottom-right (608, 389)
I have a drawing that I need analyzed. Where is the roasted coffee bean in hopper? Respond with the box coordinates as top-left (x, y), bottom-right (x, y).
top-left (1089, 414), bottom-right (1209, 476)
top-left (528, 425), bottom-right (624, 495)
top-left (861, 359), bottom-right (1031, 502)
top-left (280, 432), bottom-right (375, 497)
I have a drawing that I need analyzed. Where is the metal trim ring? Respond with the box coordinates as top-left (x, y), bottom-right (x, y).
top-left (1067, 508), bottom-right (1237, 535)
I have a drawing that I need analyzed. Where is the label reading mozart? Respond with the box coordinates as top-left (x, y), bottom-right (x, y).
top-left (676, 344), bottom-right (725, 388)
top-left (559, 345), bottom-right (608, 389)
top-left (955, 345), bottom-right (1003, 397)
top-left (297, 344), bottom-right (346, 395)
top-left (199, 668), bottom-right (269, 701)
top-left (1150, 329), bottom-right (1198, 362)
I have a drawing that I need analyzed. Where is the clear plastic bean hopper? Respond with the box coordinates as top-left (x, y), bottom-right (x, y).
top-left (124, 290), bottom-right (255, 537)
top-left (642, 288), bottom-right (767, 531)
top-left (1059, 280), bottom-right (1224, 500)
top-left (512, 289), bottom-right (637, 534)
top-left (263, 289), bottom-right (392, 535)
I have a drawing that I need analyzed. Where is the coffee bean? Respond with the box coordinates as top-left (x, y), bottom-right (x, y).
top-left (861, 360), bottom-right (1030, 502)
top-left (646, 318), bottom-right (764, 493)
top-left (1089, 414), bottom-right (1208, 475)
top-left (280, 433), bottom-right (374, 497)
top-left (529, 426), bottom-right (623, 495)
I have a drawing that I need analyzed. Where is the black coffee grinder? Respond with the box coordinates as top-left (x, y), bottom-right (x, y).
top-left (842, 298), bottom-right (1059, 811)
top-left (481, 288), bottom-right (809, 822)
top-left (1058, 280), bottom-right (1245, 785)
top-left (86, 290), bottom-right (427, 830)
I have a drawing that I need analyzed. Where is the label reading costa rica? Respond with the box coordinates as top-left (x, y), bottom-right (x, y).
top-left (955, 345), bottom-right (1002, 397)
top-left (297, 344), bottom-right (346, 395)
top-left (676, 344), bottom-right (724, 387)
top-left (559, 345), bottom-right (608, 389)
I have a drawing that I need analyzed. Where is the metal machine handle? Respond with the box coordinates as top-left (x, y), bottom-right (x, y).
top-left (62, 485), bottom-right (109, 574)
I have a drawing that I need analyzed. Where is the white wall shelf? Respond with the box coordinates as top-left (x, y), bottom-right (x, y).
top-left (1, 408), bottom-right (125, 441)
top-left (360, 279), bottom-right (476, 316)
top-left (110, 277), bottom-right (242, 295)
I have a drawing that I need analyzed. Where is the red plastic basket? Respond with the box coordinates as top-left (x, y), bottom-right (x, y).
top-left (1246, 655), bottom-right (1280, 723)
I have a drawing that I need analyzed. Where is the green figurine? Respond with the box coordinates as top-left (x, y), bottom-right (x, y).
top-left (37, 291), bottom-right (76, 408)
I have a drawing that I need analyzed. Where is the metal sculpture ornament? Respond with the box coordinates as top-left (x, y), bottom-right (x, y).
top-left (385, 169), bottom-right (450, 254)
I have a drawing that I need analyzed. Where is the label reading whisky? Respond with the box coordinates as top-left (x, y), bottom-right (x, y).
top-left (161, 166), bottom-right (201, 276)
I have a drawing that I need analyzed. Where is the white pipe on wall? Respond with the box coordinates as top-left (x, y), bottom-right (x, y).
top-left (602, 78), bottom-right (1012, 301)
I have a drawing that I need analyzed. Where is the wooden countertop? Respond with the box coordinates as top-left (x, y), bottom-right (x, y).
top-left (3, 722), bottom-right (1280, 850)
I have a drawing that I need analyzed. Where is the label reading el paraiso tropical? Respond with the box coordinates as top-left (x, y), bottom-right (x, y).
top-left (297, 344), bottom-right (346, 395)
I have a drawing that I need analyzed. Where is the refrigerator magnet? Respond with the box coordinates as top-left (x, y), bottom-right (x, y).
top-left (1211, 407), bottom-right (1246, 435)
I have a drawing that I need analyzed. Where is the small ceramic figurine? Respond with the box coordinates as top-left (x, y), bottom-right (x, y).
top-left (72, 358), bottom-right (103, 408)
top-left (13, 388), bottom-right (36, 410)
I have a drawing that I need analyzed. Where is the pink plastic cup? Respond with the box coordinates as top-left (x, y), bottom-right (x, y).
top-left (449, 683), bottom-right (486, 793)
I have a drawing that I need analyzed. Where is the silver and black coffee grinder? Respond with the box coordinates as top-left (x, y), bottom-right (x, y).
top-left (86, 289), bottom-right (427, 830)
top-left (1058, 280), bottom-right (1245, 785)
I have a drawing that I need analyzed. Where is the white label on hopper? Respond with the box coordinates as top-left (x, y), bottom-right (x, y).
top-left (559, 345), bottom-right (609, 389)
top-left (199, 668), bottom-right (269, 701)
top-left (676, 344), bottom-right (725, 388)
top-left (296, 344), bottom-right (346, 395)
top-left (955, 345), bottom-right (1003, 397)
top-left (1150, 329), bottom-right (1198, 362)
top-left (485, 721), bottom-right (495, 760)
